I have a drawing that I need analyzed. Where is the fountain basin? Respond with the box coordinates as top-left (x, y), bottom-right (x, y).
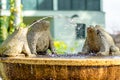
top-left (0, 56), bottom-right (120, 80)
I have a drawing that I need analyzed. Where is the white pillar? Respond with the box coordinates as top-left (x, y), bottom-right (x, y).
top-left (53, 0), bottom-right (58, 10)
top-left (14, 0), bottom-right (22, 27)
top-left (1, 0), bottom-right (7, 10)
top-left (100, 0), bottom-right (103, 11)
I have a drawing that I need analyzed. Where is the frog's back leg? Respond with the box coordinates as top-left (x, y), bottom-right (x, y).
top-left (110, 45), bottom-right (120, 55)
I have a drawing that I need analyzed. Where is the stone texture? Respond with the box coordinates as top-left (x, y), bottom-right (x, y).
top-left (1, 56), bottom-right (120, 80)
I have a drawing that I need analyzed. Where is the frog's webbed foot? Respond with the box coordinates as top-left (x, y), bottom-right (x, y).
top-left (96, 52), bottom-right (109, 56)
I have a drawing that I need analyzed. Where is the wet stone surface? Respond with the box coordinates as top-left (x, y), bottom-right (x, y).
top-left (1, 54), bottom-right (120, 80)
top-left (35, 53), bottom-right (120, 59)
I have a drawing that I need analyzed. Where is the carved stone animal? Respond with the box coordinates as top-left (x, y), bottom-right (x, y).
top-left (0, 27), bottom-right (34, 57)
top-left (27, 20), bottom-right (56, 55)
top-left (112, 34), bottom-right (120, 49)
top-left (79, 25), bottom-right (120, 56)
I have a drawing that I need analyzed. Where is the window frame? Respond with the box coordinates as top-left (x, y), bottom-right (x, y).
top-left (6, 0), bottom-right (101, 11)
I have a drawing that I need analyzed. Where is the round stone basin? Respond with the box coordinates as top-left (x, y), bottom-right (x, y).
top-left (0, 55), bottom-right (120, 80)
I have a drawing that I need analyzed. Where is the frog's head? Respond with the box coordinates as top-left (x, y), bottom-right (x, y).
top-left (32, 20), bottom-right (50, 31)
top-left (87, 25), bottom-right (103, 43)
top-left (87, 25), bottom-right (98, 38)
top-left (95, 25), bottom-right (106, 37)
top-left (87, 25), bottom-right (96, 33)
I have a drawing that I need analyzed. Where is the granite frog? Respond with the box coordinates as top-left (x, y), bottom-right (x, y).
top-left (27, 20), bottom-right (56, 55)
top-left (0, 27), bottom-right (34, 57)
top-left (79, 25), bottom-right (120, 56)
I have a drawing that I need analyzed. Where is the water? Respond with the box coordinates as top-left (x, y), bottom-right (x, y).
top-left (54, 14), bottom-right (84, 53)
top-left (35, 54), bottom-right (120, 59)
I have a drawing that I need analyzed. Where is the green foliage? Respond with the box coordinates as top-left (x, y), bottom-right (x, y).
top-left (19, 22), bottom-right (26, 28)
top-left (8, 0), bottom-right (16, 34)
top-left (0, 0), bottom-right (25, 44)
top-left (8, 0), bottom-right (24, 34)
top-left (53, 40), bottom-right (80, 54)
top-left (54, 40), bottom-right (68, 54)
top-left (0, 16), bottom-right (9, 44)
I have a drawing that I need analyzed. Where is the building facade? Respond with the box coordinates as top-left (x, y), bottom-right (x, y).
top-left (0, 0), bottom-right (105, 52)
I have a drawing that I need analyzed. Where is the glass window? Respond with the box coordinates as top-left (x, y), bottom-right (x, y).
top-left (37, 0), bottom-right (53, 10)
top-left (58, 0), bottom-right (100, 11)
top-left (86, 0), bottom-right (100, 11)
top-left (75, 23), bottom-right (86, 39)
top-left (72, 0), bottom-right (85, 10)
top-left (0, 1), bottom-right (2, 9)
top-left (22, 0), bottom-right (53, 10)
top-left (58, 0), bottom-right (71, 10)
top-left (22, 0), bottom-right (37, 10)
top-left (5, 0), bottom-right (100, 11)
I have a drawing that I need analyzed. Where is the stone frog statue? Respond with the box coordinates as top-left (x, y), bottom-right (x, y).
top-left (0, 27), bottom-right (34, 57)
top-left (27, 20), bottom-right (56, 55)
top-left (79, 25), bottom-right (120, 56)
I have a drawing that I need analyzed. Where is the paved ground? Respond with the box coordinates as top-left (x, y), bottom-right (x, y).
top-left (0, 77), bottom-right (2, 80)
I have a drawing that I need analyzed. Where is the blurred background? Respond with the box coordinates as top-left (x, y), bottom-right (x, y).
top-left (103, 0), bottom-right (120, 34)
top-left (0, 0), bottom-right (120, 53)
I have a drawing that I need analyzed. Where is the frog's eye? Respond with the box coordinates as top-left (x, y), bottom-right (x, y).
top-left (97, 30), bottom-right (100, 35)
